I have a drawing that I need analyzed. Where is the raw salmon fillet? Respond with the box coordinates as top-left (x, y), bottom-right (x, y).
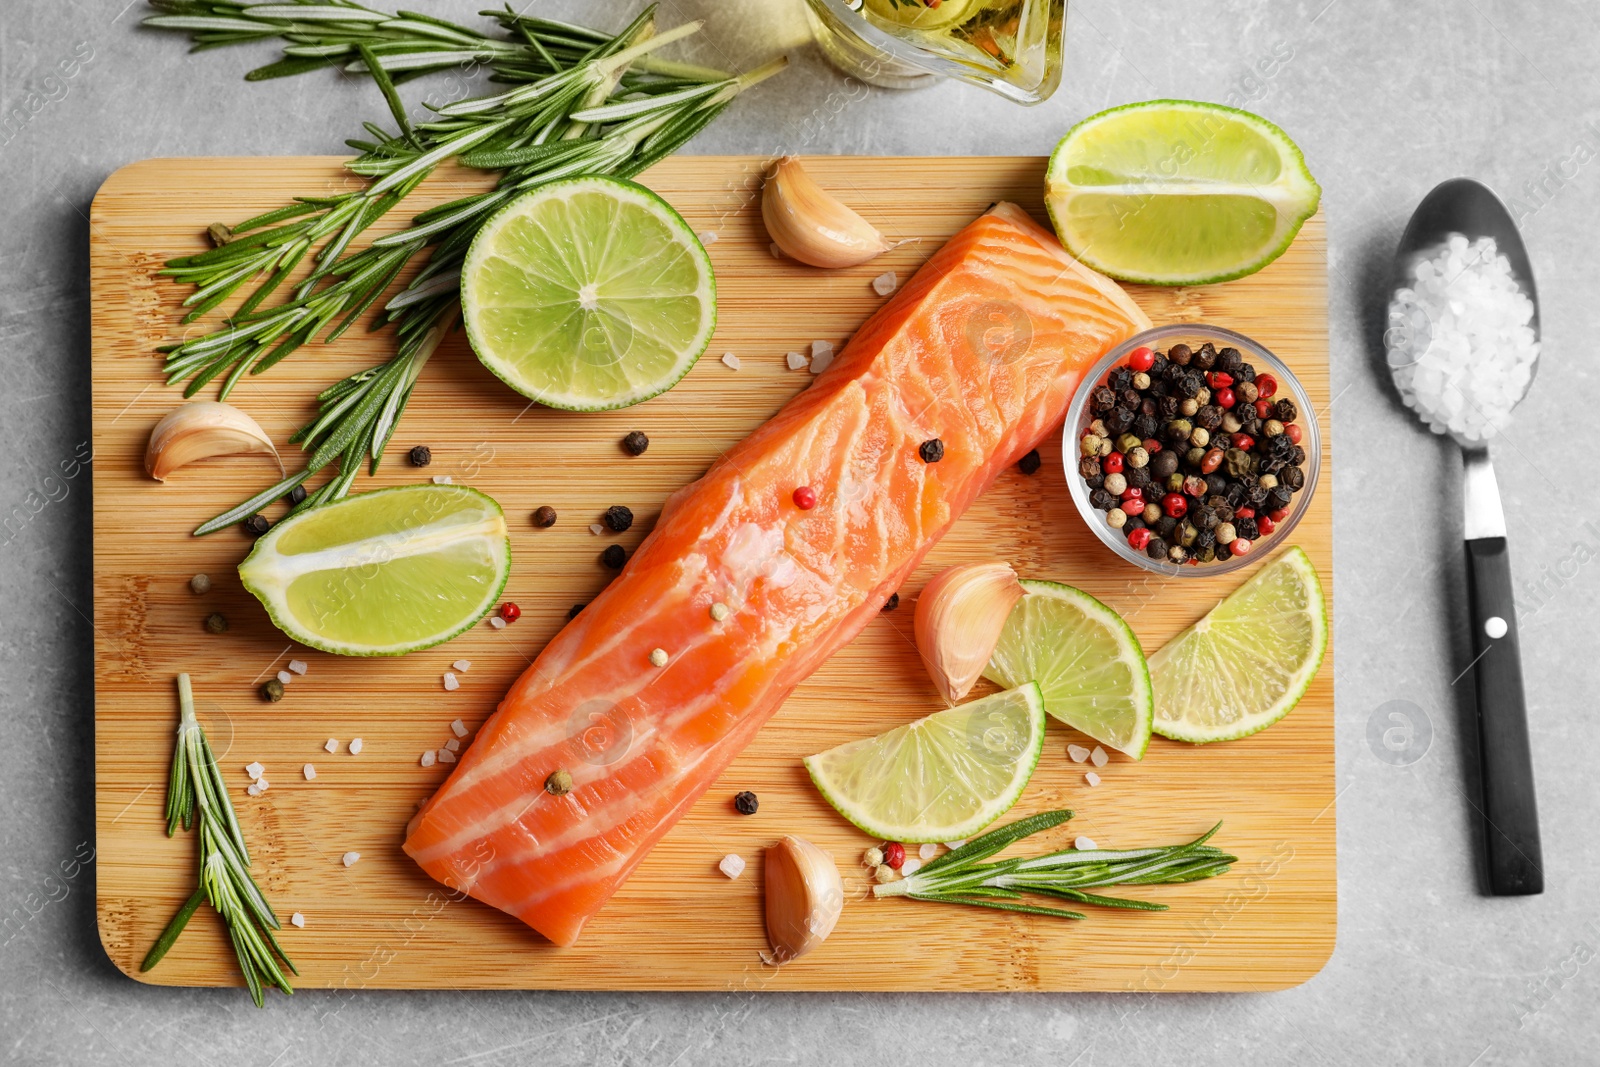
top-left (404, 202), bottom-right (1150, 945)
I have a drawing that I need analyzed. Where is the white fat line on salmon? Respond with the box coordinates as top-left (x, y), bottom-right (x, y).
top-left (244, 515), bottom-right (503, 584)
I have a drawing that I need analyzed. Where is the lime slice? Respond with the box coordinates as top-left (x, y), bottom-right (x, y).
top-left (1149, 546), bottom-right (1327, 742)
top-left (803, 684), bottom-right (1046, 843)
top-left (461, 176), bottom-right (716, 412)
top-left (238, 484), bottom-right (510, 657)
top-left (983, 580), bottom-right (1153, 759)
top-left (1044, 99), bottom-right (1321, 285)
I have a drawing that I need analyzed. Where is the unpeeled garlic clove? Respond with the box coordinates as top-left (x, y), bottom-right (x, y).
top-left (761, 156), bottom-right (892, 269)
top-left (914, 561), bottom-right (1025, 705)
top-left (145, 400), bottom-right (283, 482)
top-left (763, 834), bottom-right (843, 964)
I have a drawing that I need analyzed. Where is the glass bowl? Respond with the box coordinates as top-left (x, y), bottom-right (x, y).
top-left (1061, 324), bottom-right (1322, 578)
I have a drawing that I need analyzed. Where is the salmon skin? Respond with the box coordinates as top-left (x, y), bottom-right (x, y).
top-left (404, 202), bottom-right (1150, 946)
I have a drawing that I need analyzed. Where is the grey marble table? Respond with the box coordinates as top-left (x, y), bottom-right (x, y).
top-left (3, 1), bottom-right (1596, 1063)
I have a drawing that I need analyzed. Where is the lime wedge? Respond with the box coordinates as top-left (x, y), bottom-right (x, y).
top-left (238, 484), bottom-right (510, 657)
top-left (1044, 99), bottom-right (1321, 285)
top-left (983, 580), bottom-right (1153, 759)
top-left (803, 684), bottom-right (1046, 843)
top-left (461, 176), bottom-right (716, 412)
top-left (1149, 546), bottom-right (1327, 742)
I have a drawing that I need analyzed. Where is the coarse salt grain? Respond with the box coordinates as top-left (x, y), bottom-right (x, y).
top-left (288, 659), bottom-right (308, 676)
top-left (1090, 746), bottom-right (1108, 768)
top-left (420, 750), bottom-right (436, 768)
top-left (718, 853), bottom-right (746, 879)
top-left (785, 351), bottom-right (808, 371)
top-left (1085, 771), bottom-right (1101, 787)
top-left (872, 271), bottom-right (898, 296)
top-left (900, 857), bottom-right (923, 877)
top-left (697, 230), bottom-right (718, 245)
top-left (769, 241), bottom-right (784, 259)
top-left (245, 762), bottom-right (265, 780)
top-left (1075, 836), bottom-right (1098, 851)
top-left (442, 671), bottom-right (459, 691)
top-left (277, 670), bottom-right (293, 685)
top-left (453, 659), bottom-right (471, 673)
top-left (303, 764), bottom-right (316, 781)
top-left (256, 778), bottom-right (269, 792)
top-left (438, 748), bottom-right (457, 764)
top-left (432, 474), bottom-right (453, 484)
top-left (809, 340), bottom-right (834, 374)
top-left (721, 351), bottom-right (741, 370)
top-left (943, 839), bottom-right (967, 850)
top-left (290, 912), bottom-right (305, 928)
top-left (589, 523), bottom-right (604, 535)
top-left (919, 842), bottom-right (938, 861)
top-left (342, 852), bottom-right (360, 867)
top-left (451, 719), bottom-right (468, 738)
top-left (445, 738), bottom-right (459, 753)
top-left (247, 783), bottom-right (262, 797)
top-left (324, 738), bottom-right (338, 754)
top-left (489, 615), bottom-right (507, 629)
top-left (1387, 233), bottom-right (1539, 443)
top-left (348, 738), bottom-right (363, 755)
top-left (1067, 743), bottom-right (1090, 763)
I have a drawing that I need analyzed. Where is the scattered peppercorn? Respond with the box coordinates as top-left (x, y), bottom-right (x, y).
top-left (204, 612), bottom-right (228, 634)
top-left (260, 678), bottom-right (284, 702)
top-left (242, 513), bottom-right (270, 537)
top-left (621, 430), bottom-right (650, 457)
top-left (408, 445), bottom-right (432, 467)
top-left (792, 485), bottom-right (818, 509)
top-left (602, 505), bottom-right (634, 533)
top-left (287, 483), bottom-right (307, 505)
top-left (1018, 449), bottom-right (1042, 475)
top-left (601, 544), bottom-right (626, 569)
top-left (500, 602), bottom-right (521, 623)
top-left (568, 603), bottom-right (586, 620)
top-left (882, 592), bottom-right (900, 611)
top-left (532, 505), bottom-right (557, 528)
top-left (545, 769), bottom-right (573, 796)
top-left (733, 791), bottom-right (759, 815)
top-left (883, 842), bottom-right (906, 869)
top-left (189, 573), bottom-right (212, 595)
top-left (919, 438), bottom-right (945, 463)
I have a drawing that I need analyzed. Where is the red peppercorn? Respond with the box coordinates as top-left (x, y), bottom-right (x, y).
top-left (1208, 371), bottom-right (1235, 389)
top-left (1215, 387), bottom-right (1236, 409)
top-left (1254, 399), bottom-right (1276, 420)
top-left (1231, 432), bottom-right (1255, 451)
top-left (884, 842), bottom-right (905, 869)
top-left (499, 602), bottom-right (521, 623)
top-left (1230, 538), bottom-right (1253, 557)
top-left (1268, 507), bottom-right (1291, 523)
top-left (1128, 346), bottom-right (1155, 372)
top-left (1128, 527), bottom-right (1152, 550)
top-left (1121, 486), bottom-right (1143, 502)
top-left (1234, 506), bottom-right (1255, 519)
top-left (1285, 423), bottom-right (1304, 444)
top-left (1256, 515), bottom-right (1277, 535)
top-left (1142, 438), bottom-right (1162, 454)
top-left (792, 486), bottom-right (818, 509)
top-left (1103, 451), bottom-right (1125, 474)
top-left (1162, 493), bottom-right (1188, 518)
top-left (1255, 374), bottom-right (1278, 399)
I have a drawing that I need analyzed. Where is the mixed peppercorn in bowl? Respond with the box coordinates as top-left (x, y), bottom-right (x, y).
top-left (1063, 324), bottom-right (1321, 577)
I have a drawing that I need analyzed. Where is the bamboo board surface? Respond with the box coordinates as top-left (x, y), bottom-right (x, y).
top-left (91, 156), bottom-right (1334, 992)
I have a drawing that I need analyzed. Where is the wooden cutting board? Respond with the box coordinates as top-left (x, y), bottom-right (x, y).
top-left (91, 156), bottom-right (1333, 992)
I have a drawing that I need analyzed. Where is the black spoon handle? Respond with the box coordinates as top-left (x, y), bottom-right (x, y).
top-left (1464, 536), bottom-right (1543, 895)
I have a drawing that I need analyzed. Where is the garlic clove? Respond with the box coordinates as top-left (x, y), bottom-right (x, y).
top-left (763, 834), bottom-right (844, 964)
top-left (145, 400), bottom-right (284, 482)
top-left (913, 561), bottom-right (1025, 705)
top-left (761, 156), bottom-right (892, 269)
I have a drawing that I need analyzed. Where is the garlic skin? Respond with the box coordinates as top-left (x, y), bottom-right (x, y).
top-left (913, 561), bottom-right (1025, 705)
top-left (145, 401), bottom-right (283, 482)
top-left (761, 156), bottom-right (891, 269)
top-left (763, 835), bottom-right (844, 963)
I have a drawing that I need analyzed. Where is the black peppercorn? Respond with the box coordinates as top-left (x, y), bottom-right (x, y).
top-left (918, 438), bottom-right (945, 463)
top-left (1193, 344), bottom-right (1217, 371)
top-left (1018, 449), bottom-right (1042, 475)
top-left (1124, 514), bottom-right (1147, 532)
top-left (602, 505), bottom-right (634, 533)
top-left (242, 513), bottom-right (270, 537)
top-left (621, 430), bottom-right (650, 457)
top-left (1217, 347), bottom-right (1242, 374)
top-left (882, 592), bottom-right (900, 611)
top-left (1290, 445), bottom-right (1307, 465)
top-left (1089, 487), bottom-right (1116, 511)
top-left (1246, 485), bottom-right (1270, 509)
top-left (1158, 395), bottom-right (1180, 419)
top-left (287, 483), bottom-right (307, 505)
top-left (1194, 506), bottom-right (1219, 530)
top-left (1146, 536), bottom-right (1169, 560)
top-left (260, 678), bottom-right (284, 702)
top-left (568, 603), bottom-right (586, 620)
top-left (1090, 386), bottom-right (1117, 413)
top-left (601, 544), bottom-right (626, 569)
top-left (532, 505), bottom-right (557, 528)
top-left (1108, 366), bottom-right (1133, 392)
top-left (1235, 361), bottom-right (1256, 383)
top-left (1275, 398), bottom-right (1299, 423)
top-left (1133, 413), bottom-right (1159, 439)
top-left (733, 790), bottom-right (759, 815)
top-left (1120, 387), bottom-right (1142, 409)
top-left (1078, 455), bottom-right (1102, 479)
top-left (408, 444), bottom-right (432, 467)
top-left (1169, 343), bottom-right (1193, 366)
top-left (1235, 516), bottom-right (1260, 541)
top-left (1126, 466), bottom-right (1152, 491)
top-left (1195, 405), bottom-right (1224, 432)
top-left (1106, 407), bottom-right (1135, 434)
top-left (1154, 515), bottom-right (1178, 539)
top-left (1270, 486), bottom-right (1295, 509)
top-left (1137, 397), bottom-right (1157, 418)
top-left (1224, 482), bottom-right (1249, 509)
top-left (1151, 451), bottom-right (1179, 479)
top-left (204, 612), bottom-right (228, 634)
top-left (1206, 475), bottom-right (1229, 498)
top-left (1147, 378), bottom-right (1170, 399)
top-left (1195, 528), bottom-right (1216, 550)
top-left (1262, 433), bottom-right (1295, 462)
top-left (1212, 503), bottom-right (1235, 524)
top-left (1281, 467), bottom-right (1305, 492)
top-left (1084, 474), bottom-right (1104, 490)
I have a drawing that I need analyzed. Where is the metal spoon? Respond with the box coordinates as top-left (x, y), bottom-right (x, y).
top-left (1390, 178), bottom-right (1542, 895)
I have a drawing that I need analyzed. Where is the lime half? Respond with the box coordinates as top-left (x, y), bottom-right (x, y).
top-left (803, 683), bottom-right (1046, 843)
top-left (984, 580), bottom-right (1153, 759)
top-left (1149, 546), bottom-right (1328, 742)
top-left (238, 484), bottom-right (510, 656)
top-left (1045, 99), bottom-right (1321, 285)
top-left (461, 176), bottom-right (716, 411)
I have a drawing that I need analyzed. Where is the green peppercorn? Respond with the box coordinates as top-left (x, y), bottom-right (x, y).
top-left (1224, 448), bottom-right (1254, 478)
top-left (260, 678), bottom-right (284, 702)
top-left (1185, 446), bottom-right (1206, 468)
top-left (204, 612), bottom-right (228, 634)
top-left (1196, 544), bottom-right (1217, 563)
top-left (1167, 418), bottom-right (1193, 438)
top-left (1079, 434), bottom-right (1103, 457)
top-left (1177, 521), bottom-right (1199, 548)
top-left (1115, 434), bottom-right (1141, 455)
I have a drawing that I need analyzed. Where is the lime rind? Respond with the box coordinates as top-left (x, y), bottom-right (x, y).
top-left (803, 683), bottom-right (1046, 844)
top-left (1149, 546), bottom-right (1328, 742)
top-left (983, 579), bottom-right (1153, 759)
top-left (461, 175), bottom-right (716, 413)
top-left (238, 484), bottom-right (511, 657)
top-left (1044, 99), bottom-right (1322, 286)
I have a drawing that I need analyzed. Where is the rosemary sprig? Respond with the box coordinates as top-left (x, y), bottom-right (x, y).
top-left (142, 674), bottom-right (297, 1006)
top-left (873, 810), bottom-right (1236, 918)
top-left (144, 4), bottom-right (785, 535)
